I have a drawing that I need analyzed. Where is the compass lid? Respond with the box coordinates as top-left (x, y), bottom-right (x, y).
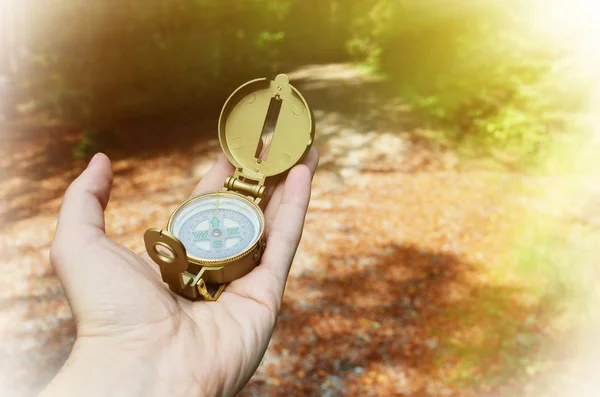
top-left (218, 74), bottom-right (314, 179)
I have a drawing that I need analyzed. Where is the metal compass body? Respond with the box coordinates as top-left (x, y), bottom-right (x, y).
top-left (144, 74), bottom-right (314, 301)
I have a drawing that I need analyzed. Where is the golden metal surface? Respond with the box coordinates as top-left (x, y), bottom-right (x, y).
top-left (218, 73), bottom-right (314, 181)
top-left (144, 74), bottom-right (314, 301)
top-left (224, 176), bottom-right (265, 200)
top-left (144, 228), bottom-right (189, 291)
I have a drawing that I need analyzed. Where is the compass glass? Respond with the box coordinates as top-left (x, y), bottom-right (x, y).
top-left (169, 192), bottom-right (263, 261)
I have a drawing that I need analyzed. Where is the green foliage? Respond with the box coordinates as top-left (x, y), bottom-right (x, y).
top-left (22, 0), bottom-right (361, 129)
top-left (345, 0), bottom-right (388, 69)
top-left (353, 0), bottom-right (592, 168)
top-left (72, 131), bottom-right (94, 159)
top-left (24, 0), bottom-right (292, 126)
top-left (20, 0), bottom-right (592, 167)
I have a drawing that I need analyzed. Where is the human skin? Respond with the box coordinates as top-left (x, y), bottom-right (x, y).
top-left (39, 148), bottom-right (319, 397)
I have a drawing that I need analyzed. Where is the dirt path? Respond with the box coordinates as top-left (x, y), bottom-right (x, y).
top-left (0, 64), bottom-right (589, 396)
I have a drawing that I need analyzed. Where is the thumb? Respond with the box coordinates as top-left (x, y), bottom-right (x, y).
top-left (50, 153), bottom-right (113, 272)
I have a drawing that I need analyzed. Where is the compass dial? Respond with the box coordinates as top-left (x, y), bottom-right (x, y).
top-left (169, 192), bottom-right (263, 261)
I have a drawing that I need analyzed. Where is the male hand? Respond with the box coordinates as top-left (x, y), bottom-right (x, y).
top-left (41, 148), bottom-right (318, 397)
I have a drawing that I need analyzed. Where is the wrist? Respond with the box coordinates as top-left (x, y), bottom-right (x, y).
top-left (39, 336), bottom-right (209, 397)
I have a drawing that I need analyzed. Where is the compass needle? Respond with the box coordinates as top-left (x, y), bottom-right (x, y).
top-left (216, 192), bottom-right (220, 216)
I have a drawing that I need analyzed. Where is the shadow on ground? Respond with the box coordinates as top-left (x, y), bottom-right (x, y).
top-left (243, 243), bottom-right (555, 396)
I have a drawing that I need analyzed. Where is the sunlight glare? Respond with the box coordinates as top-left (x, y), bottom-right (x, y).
top-left (531, 0), bottom-right (600, 72)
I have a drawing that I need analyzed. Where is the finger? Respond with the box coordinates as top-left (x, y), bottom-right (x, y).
top-left (225, 163), bottom-right (313, 316)
top-left (50, 153), bottom-right (113, 278)
top-left (264, 147), bottom-right (319, 233)
top-left (191, 154), bottom-right (235, 195)
top-left (262, 164), bottom-right (313, 282)
top-left (53, 153), bottom-right (113, 246)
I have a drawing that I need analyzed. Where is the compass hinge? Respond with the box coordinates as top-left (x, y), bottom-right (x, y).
top-left (225, 176), bottom-right (265, 199)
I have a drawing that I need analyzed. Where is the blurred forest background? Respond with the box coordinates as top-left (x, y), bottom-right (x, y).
top-left (3, 0), bottom-right (593, 165)
top-left (1, 0), bottom-right (600, 396)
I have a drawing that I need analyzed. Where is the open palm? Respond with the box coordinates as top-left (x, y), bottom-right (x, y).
top-left (42, 149), bottom-right (318, 397)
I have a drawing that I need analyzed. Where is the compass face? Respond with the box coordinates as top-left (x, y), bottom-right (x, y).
top-left (169, 192), bottom-right (263, 261)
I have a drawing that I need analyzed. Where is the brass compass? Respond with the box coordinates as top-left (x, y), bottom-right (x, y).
top-left (144, 74), bottom-right (314, 301)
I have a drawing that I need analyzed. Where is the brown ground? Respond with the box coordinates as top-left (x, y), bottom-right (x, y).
top-left (0, 65), bottom-right (590, 396)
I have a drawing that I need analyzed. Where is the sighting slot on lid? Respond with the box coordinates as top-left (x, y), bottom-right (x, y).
top-left (255, 95), bottom-right (282, 163)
